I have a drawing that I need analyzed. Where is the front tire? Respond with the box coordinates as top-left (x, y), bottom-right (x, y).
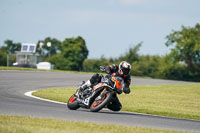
top-left (90, 92), bottom-right (112, 112)
top-left (67, 95), bottom-right (80, 110)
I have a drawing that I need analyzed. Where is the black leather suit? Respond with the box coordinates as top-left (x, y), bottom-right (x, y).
top-left (89, 64), bottom-right (131, 111)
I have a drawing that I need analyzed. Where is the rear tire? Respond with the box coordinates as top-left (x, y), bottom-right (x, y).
top-left (67, 95), bottom-right (80, 110)
top-left (90, 92), bottom-right (112, 112)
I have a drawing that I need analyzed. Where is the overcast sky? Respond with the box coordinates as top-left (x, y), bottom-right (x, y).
top-left (0, 0), bottom-right (200, 59)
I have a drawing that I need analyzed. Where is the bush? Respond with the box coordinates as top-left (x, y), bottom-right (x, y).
top-left (0, 48), bottom-right (7, 66)
top-left (158, 62), bottom-right (188, 80)
top-left (45, 54), bottom-right (68, 70)
top-left (83, 58), bottom-right (110, 72)
top-left (130, 55), bottom-right (161, 77)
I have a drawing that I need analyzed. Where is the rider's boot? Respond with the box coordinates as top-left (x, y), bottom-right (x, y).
top-left (79, 80), bottom-right (91, 92)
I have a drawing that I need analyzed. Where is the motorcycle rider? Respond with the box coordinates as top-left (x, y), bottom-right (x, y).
top-left (79, 61), bottom-right (131, 111)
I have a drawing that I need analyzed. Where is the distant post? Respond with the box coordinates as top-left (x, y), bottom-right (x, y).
top-left (7, 54), bottom-right (9, 67)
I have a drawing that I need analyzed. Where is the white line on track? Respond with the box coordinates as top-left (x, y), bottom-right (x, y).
top-left (24, 90), bottom-right (67, 105)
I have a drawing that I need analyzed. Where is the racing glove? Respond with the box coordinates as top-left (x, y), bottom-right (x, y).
top-left (123, 88), bottom-right (130, 94)
top-left (105, 66), bottom-right (111, 74)
top-left (100, 66), bottom-right (105, 72)
top-left (100, 66), bottom-right (111, 74)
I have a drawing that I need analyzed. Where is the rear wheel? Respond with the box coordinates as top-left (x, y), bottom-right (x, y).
top-left (67, 95), bottom-right (80, 110)
top-left (90, 92), bottom-right (112, 112)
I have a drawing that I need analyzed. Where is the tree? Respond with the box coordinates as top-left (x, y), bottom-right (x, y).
top-left (45, 54), bottom-right (68, 70)
top-left (61, 36), bottom-right (89, 70)
top-left (0, 47), bottom-right (7, 66)
top-left (130, 55), bottom-right (161, 77)
top-left (165, 23), bottom-right (200, 72)
top-left (156, 55), bottom-right (189, 80)
top-left (4, 40), bottom-right (21, 54)
top-left (1, 40), bottom-right (21, 66)
top-left (83, 58), bottom-right (110, 72)
top-left (46, 36), bottom-right (89, 71)
top-left (37, 37), bottom-right (61, 58)
top-left (117, 42), bottom-right (142, 64)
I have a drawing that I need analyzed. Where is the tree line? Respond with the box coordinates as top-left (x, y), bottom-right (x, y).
top-left (0, 36), bottom-right (88, 70)
top-left (0, 24), bottom-right (199, 81)
top-left (84, 24), bottom-right (200, 81)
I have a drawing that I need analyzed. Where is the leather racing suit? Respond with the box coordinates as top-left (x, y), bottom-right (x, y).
top-left (88, 64), bottom-right (131, 111)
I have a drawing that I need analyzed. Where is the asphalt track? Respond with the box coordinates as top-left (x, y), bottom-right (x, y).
top-left (0, 70), bottom-right (200, 132)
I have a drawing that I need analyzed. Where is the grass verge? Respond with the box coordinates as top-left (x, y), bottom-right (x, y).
top-left (0, 115), bottom-right (198, 133)
top-left (0, 66), bottom-right (90, 74)
top-left (0, 66), bottom-right (42, 71)
top-left (33, 84), bottom-right (200, 120)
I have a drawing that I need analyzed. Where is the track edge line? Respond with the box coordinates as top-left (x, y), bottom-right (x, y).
top-left (24, 90), bottom-right (67, 105)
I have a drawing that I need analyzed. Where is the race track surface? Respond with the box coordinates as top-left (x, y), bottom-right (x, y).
top-left (0, 70), bottom-right (199, 132)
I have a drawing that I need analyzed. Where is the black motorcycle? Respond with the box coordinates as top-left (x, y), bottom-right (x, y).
top-left (67, 75), bottom-right (124, 112)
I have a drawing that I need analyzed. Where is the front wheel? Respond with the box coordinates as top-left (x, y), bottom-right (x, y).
top-left (67, 94), bottom-right (80, 110)
top-left (90, 91), bottom-right (112, 112)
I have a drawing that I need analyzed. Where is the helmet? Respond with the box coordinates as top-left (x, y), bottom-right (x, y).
top-left (119, 61), bottom-right (131, 75)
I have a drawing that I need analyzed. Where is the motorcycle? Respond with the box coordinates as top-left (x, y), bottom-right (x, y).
top-left (67, 75), bottom-right (124, 112)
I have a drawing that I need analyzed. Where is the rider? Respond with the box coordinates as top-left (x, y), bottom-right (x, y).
top-left (79, 61), bottom-right (132, 111)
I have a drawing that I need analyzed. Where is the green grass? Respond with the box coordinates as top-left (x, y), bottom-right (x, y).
top-left (33, 84), bottom-right (200, 120)
top-left (0, 115), bottom-right (198, 133)
top-left (0, 66), bottom-right (90, 74)
top-left (121, 84), bottom-right (200, 120)
top-left (0, 66), bottom-right (42, 71)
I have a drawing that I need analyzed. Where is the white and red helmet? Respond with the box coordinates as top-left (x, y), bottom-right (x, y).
top-left (119, 61), bottom-right (131, 75)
